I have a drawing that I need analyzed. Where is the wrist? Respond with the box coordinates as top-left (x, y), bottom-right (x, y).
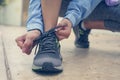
top-left (28, 29), bottom-right (41, 34)
top-left (28, 29), bottom-right (41, 35)
top-left (64, 18), bottom-right (72, 28)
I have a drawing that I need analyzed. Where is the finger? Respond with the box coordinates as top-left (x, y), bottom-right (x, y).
top-left (17, 41), bottom-right (24, 49)
top-left (56, 31), bottom-right (68, 41)
top-left (56, 34), bottom-right (65, 41)
top-left (15, 37), bottom-right (25, 49)
top-left (57, 29), bottom-right (67, 36)
top-left (55, 26), bottom-right (63, 31)
top-left (22, 38), bottom-right (33, 55)
top-left (58, 30), bottom-right (70, 40)
top-left (56, 20), bottom-right (67, 31)
top-left (58, 36), bottom-right (66, 41)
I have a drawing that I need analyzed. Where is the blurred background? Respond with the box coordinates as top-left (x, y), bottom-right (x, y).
top-left (0, 1), bottom-right (120, 80)
top-left (0, 0), bottom-right (69, 26)
top-left (0, 0), bottom-right (29, 26)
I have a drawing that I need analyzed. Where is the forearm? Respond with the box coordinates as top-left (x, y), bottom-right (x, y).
top-left (64, 0), bottom-right (102, 27)
top-left (27, 0), bottom-right (44, 33)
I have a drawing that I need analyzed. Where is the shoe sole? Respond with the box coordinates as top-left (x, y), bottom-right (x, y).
top-left (75, 43), bottom-right (89, 48)
top-left (32, 62), bottom-right (63, 73)
top-left (75, 44), bottom-right (89, 49)
top-left (73, 24), bottom-right (90, 49)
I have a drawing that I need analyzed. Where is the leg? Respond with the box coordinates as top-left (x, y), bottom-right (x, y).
top-left (84, 20), bottom-right (120, 32)
top-left (84, 1), bottom-right (120, 32)
top-left (32, 0), bottom-right (63, 73)
top-left (74, 1), bottom-right (120, 48)
top-left (83, 21), bottom-right (106, 29)
top-left (41, 0), bottom-right (62, 32)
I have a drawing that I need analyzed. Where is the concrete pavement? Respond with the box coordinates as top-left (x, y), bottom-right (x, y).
top-left (0, 25), bottom-right (120, 80)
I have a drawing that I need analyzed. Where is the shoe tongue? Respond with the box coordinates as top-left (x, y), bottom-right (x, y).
top-left (43, 27), bottom-right (59, 40)
top-left (35, 27), bottom-right (59, 43)
top-left (40, 28), bottom-right (58, 53)
top-left (43, 30), bottom-right (55, 39)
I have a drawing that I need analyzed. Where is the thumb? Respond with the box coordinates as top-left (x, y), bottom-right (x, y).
top-left (58, 20), bottom-right (67, 27)
top-left (56, 20), bottom-right (67, 31)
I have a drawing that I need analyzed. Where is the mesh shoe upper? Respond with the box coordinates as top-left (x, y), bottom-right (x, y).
top-left (73, 22), bottom-right (91, 48)
top-left (33, 28), bottom-right (62, 67)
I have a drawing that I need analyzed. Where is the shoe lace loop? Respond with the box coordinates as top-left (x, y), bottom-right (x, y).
top-left (34, 26), bottom-right (60, 55)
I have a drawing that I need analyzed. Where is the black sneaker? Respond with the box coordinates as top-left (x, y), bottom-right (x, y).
top-left (73, 22), bottom-right (91, 48)
top-left (32, 28), bottom-right (63, 73)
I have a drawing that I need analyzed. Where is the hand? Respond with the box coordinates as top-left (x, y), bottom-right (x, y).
top-left (15, 30), bottom-right (41, 55)
top-left (56, 18), bottom-right (72, 40)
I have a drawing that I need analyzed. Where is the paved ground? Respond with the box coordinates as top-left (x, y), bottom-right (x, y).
top-left (0, 25), bottom-right (120, 80)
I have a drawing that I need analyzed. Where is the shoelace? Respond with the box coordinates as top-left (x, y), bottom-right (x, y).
top-left (34, 26), bottom-right (61, 55)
